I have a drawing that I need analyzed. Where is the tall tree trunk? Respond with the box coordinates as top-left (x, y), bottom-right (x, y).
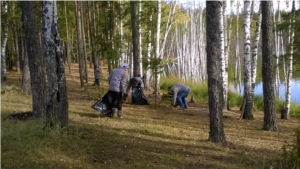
top-left (206, 1), bottom-right (226, 145)
top-left (20, 1), bottom-right (47, 118)
top-left (219, 2), bottom-right (225, 110)
top-left (154, 0), bottom-right (161, 97)
top-left (138, 0), bottom-right (143, 76)
top-left (131, 1), bottom-right (140, 77)
top-left (234, 1), bottom-right (241, 94)
top-left (145, 12), bottom-right (152, 90)
top-left (261, 1), bottom-right (278, 131)
top-left (282, 1), bottom-right (295, 120)
top-left (242, 0), bottom-right (253, 119)
top-left (251, 3), bottom-right (261, 106)
top-left (75, 1), bottom-right (85, 87)
top-left (223, 1), bottom-right (228, 110)
top-left (42, 0), bottom-right (69, 129)
top-left (64, 0), bottom-right (71, 74)
top-left (81, 2), bottom-right (88, 83)
top-left (21, 1), bottom-right (46, 117)
top-left (1, 0), bottom-right (8, 84)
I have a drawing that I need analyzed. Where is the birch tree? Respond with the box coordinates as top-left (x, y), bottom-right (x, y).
top-left (251, 3), bottom-right (261, 102)
top-left (241, 0), bottom-right (254, 119)
top-left (282, 1), bottom-right (295, 120)
top-left (21, 1), bottom-right (47, 118)
top-left (42, 0), bottom-right (68, 129)
top-left (206, 1), bottom-right (226, 145)
top-left (261, 1), bottom-right (278, 131)
top-left (139, 0), bottom-right (143, 76)
top-left (1, 0), bottom-right (8, 84)
top-left (223, 0), bottom-right (229, 110)
top-left (154, 0), bottom-right (161, 97)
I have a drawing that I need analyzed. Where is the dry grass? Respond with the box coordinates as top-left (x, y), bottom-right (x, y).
top-left (1, 63), bottom-right (299, 169)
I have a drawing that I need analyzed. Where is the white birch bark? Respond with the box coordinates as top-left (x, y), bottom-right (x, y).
top-left (242, 0), bottom-right (253, 119)
top-left (223, 1), bottom-right (228, 109)
top-left (251, 3), bottom-right (261, 97)
top-left (154, 0), bottom-right (161, 97)
top-left (274, 1), bottom-right (280, 96)
top-left (283, 0), bottom-right (295, 119)
top-left (145, 13), bottom-right (152, 90)
top-left (218, 2), bottom-right (226, 110)
top-left (1, 0), bottom-right (8, 83)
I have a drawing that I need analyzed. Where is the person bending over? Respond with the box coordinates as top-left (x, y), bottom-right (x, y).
top-left (169, 84), bottom-right (191, 110)
top-left (126, 74), bottom-right (143, 103)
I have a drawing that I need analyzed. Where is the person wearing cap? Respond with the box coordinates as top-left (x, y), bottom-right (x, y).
top-left (107, 63), bottom-right (129, 118)
top-left (168, 84), bottom-right (190, 110)
top-left (126, 74), bottom-right (143, 104)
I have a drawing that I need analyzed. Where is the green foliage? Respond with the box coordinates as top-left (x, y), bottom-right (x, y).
top-left (283, 121), bottom-right (300, 168)
top-left (227, 91), bottom-right (244, 108)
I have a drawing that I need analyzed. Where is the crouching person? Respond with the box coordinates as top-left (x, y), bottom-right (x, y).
top-left (169, 84), bottom-right (191, 110)
top-left (107, 63), bottom-right (129, 118)
top-left (126, 74), bottom-right (143, 104)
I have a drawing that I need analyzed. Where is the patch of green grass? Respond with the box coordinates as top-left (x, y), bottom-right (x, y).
top-left (228, 91), bottom-right (243, 108)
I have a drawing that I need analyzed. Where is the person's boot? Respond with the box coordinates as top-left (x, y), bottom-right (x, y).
top-left (117, 110), bottom-right (123, 119)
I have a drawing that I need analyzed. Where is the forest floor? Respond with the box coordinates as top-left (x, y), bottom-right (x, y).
top-left (1, 63), bottom-right (299, 169)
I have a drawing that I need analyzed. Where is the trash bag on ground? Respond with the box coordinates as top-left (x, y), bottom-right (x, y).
top-left (132, 87), bottom-right (149, 105)
top-left (91, 91), bottom-right (115, 117)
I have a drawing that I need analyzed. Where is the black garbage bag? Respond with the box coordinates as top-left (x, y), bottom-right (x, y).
top-left (132, 87), bottom-right (149, 105)
top-left (91, 91), bottom-right (116, 117)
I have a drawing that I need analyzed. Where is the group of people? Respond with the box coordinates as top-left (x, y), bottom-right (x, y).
top-left (93, 63), bottom-right (191, 119)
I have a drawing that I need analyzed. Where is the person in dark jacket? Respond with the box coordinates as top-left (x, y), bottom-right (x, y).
top-left (107, 63), bottom-right (129, 118)
top-left (169, 84), bottom-right (191, 110)
top-left (94, 65), bottom-right (100, 88)
top-left (126, 74), bottom-right (143, 103)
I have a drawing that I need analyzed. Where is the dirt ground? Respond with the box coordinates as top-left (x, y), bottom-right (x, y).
top-left (2, 63), bottom-right (299, 169)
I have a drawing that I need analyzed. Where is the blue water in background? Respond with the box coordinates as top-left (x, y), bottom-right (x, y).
top-left (230, 78), bottom-right (300, 105)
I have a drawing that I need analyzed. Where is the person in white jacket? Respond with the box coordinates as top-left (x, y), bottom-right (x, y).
top-left (107, 63), bottom-right (129, 118)
top-left (169, 84), bottom-right (191, 110)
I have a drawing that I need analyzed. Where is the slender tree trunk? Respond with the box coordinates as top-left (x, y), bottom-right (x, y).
top-left (42, 0), bottom-right (68, 129)
top-left (251, 3), bottom-right (261, 105)
top-left (261, 1), bottom-right (278, 131)
top-left (206, 1), bottom-right (226, 145)
top-left (64, 1), bottom-right (71, 74)
top-left (75, 1), bottom-right (85, 87)
top-left (1, 0), bottom-right (8, 84)
top-left (223, 1), bottom-right (228, 110)
top-left (131, 1), bottom-right (139, 77)
top-left (282, 1), bottom-right (295, 120)
top-left (138, 0), bottom-right (143, 76)
top-left (242, 0), bottom-right (254, 119)
top-left (154, 0), bottom-right (161, 97)
top-left (145, 12), bottom-right (152, 90)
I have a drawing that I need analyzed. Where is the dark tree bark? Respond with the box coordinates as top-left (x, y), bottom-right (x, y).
top-left (42, 0), bottom-right (68, 129)
top-left (20, 42), bottom-right (31, 94)
top-left (131, 1), bottom-right (140, 77)
top-left (20, 1), bottom-right (47, 118)
top-left (206, 1), bottom-right (226, 145)
top-left (261, 1), bottom-right (278, 131)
